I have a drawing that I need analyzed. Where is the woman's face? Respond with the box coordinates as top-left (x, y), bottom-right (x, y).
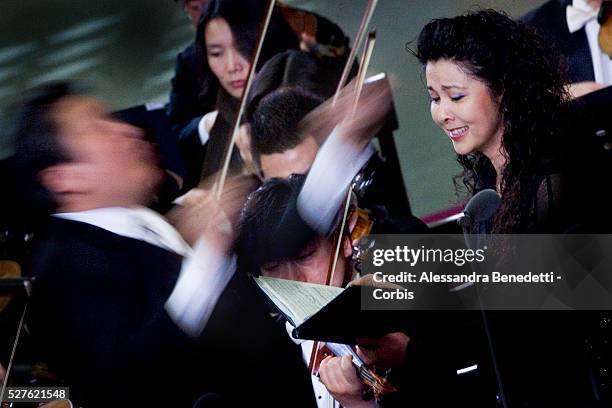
top-left (205, 18), bottom-right (250, 98)
top-left (426, 59), bottom-right (504, 158)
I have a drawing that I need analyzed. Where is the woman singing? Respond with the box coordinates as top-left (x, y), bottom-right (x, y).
top-left (415, 9), bottom-right (584, 233)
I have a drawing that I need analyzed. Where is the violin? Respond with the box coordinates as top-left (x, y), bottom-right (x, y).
top-left (599, 0), bottom-right (612, 56)
top-left (311, 342), bottom-right (396, 400)
top-left (278, 4), bottom-right (347, 58)
top-left (305, 187), bottom-right (393, 400)
top-left (278, 5), bottom-right (317, 40)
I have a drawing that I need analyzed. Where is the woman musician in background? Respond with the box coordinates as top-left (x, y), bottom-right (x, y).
top-left (178, 0), bottom-right (352, 190)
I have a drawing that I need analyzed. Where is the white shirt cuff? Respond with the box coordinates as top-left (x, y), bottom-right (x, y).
top-left (165, 237), bottom-right (236, 337)
top-left (297, 126), bottom-right (374, 235)
top-left (198, 111), bottom-right (218, 145)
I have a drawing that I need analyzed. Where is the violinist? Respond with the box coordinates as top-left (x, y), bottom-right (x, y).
top-left (249, 85), bottom-right (324, 179)
top-left (238, 175), bottom-right (421, 408)
top-left (235, 71), bottom-right (416, 407)
top-left (179, 0), bottom-right (298, 190)
top-left (246, 54), bottom-right (427, 233)
top-left (167, 0), bottom-right (349, 146)
top-left (239, 175), bottom-right (352, 286)
top-left (244, 49), bottom-right (352, 179)
top-left (170, 0), bottom-right (352, 190)
top-left (238, 175), bottom-right (384, 408)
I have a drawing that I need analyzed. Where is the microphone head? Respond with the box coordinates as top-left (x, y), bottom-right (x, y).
top-left (464, 189), bottom-right (501, 223)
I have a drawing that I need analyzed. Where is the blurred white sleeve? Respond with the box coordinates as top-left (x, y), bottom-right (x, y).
top-left (298, 126), bottom-right (374, 235)
top-left (198, 110), bottom-right (219, 145)
top-left (165, 236), bottom-right (235, 337)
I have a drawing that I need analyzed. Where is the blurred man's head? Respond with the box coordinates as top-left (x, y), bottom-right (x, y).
top-left (178, 0), bottom-right (211, 26)
top-left (11, 82), bottom-right (162, 214)
top-left (238, 175), bottom-right (352, 287)
top-left (248, 87), bottom-right (323, 178)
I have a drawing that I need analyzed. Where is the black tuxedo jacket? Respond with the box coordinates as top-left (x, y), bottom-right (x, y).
top-left (27, 217), bottom-right (315, 407)
top-left (520, 0), bottom-right (595, 83)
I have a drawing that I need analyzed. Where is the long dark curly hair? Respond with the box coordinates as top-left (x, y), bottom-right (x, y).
top-left (413, 9), bottom-right (570, 232)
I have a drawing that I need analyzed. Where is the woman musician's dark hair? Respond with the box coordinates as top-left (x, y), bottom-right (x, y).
top-left (195, 0), bottom-right (298, 104)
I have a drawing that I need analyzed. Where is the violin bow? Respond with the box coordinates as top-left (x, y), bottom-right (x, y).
top-left (318, 34), bottom-right (388, 408)
top-left (212, 0), bottom-right (277, 199)
top-left (326, 30), bottom-right (376, 289)
top-left (332, 0), bottom-right (378, 107)
top-left (308, 1), bottom-right (379, 378)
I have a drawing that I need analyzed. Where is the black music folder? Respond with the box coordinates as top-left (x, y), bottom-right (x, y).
top-left (254, 276), bottom-right (407, 344)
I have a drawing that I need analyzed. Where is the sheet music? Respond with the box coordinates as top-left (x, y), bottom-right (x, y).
top-left (255, 277), bottom-right (343, 325)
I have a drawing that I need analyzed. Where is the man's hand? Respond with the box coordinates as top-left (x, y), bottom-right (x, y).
top-left (356, 332), bottom-right (410, 369)
top-left (346, 279), bottom-right (410, 368)
top-left (566, 81), bottom-right (607, 98)
top-left (168, 175), bottom-right (258, 249)
top-left (201, 110), bottom-right (218, 135)
top-left (299, 76), bottom-right (393, 150)
top-left (319, 355), bottom-right (375, 408)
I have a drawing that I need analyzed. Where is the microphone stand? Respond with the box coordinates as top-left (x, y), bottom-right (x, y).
top-left (458, 189), bottom-right (507, 407)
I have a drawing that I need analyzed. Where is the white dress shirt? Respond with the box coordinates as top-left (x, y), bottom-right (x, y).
top-left (572, 0), bottom-right (612, 85)
top-left (290, 127), bottom-right (373, 407)
top-left (285, 322), bottom-right (339, 408)
top-left (198, 110), bottom-right (218, 145)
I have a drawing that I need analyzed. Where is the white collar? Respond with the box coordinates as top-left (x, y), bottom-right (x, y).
top-left (567, 0), bottom-right (600, 33)
top-left (573, 0), bottom-right (598, 12)
top-left (54, 206), bottom-right (191, 256)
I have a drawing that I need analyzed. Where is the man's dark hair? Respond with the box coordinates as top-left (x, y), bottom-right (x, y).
top-left (8, 81), bottom-right (77, 215)
top-left (246, 50), bottom-right (332, 114)
top-left (237, 174), bottom-right (318, 274)
top-left (248, 87), bottom-right (323, 170)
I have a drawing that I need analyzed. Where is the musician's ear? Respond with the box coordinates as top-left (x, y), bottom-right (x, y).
top-left (342, 236), bottom-right (352, 259)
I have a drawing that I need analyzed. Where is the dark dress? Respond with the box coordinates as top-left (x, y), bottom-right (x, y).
top-left (375, 157), bottom-right (606, 407)
top-left (468, 161), bottom-right (603, 407)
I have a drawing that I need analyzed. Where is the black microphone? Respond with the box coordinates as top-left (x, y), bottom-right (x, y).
top-left (458, 189), bottom-right (501, 249)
